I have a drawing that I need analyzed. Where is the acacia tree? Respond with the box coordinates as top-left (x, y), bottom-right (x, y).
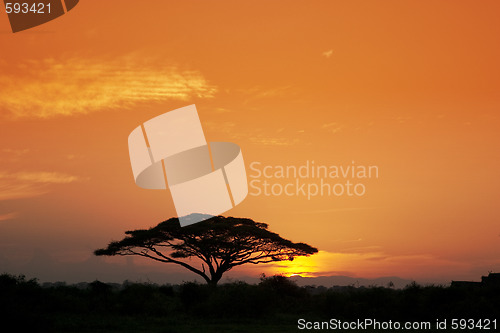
top-left (94, 215), bottom-right (318, 286)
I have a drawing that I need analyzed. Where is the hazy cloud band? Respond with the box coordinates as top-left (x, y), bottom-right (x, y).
top-left (0, 56), bottom-right (217, 119)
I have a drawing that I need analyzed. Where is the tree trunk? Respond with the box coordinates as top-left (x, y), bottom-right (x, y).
top-left (208, 272), bottom-right (223, 288)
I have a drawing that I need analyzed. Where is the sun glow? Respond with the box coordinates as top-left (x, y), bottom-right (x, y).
top-left (276, 255), bottom-right (321, 278)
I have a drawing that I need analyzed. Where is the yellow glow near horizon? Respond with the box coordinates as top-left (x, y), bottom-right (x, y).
top-left (275, 255), bottom-right (321, 278)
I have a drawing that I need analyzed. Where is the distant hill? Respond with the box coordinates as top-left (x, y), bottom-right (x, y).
top-left (289, 275), bottom-right (416, 289)
top-left (1, 251), bottom-right (446, 288)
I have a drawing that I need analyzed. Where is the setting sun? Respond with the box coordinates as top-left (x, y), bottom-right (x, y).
top-left (279, 257), bottom-right (320, 278)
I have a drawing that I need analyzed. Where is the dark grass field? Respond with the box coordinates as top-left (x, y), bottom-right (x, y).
top-left (1, 274), bottom-right (498, 332)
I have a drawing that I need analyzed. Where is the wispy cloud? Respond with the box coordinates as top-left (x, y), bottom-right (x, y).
top-left (322, 49), bottom-right (334, 58)
top-left (0, 56), bottom-right (217, 119)
top-left (0, 171), bottom-right (83, 200)
top-left (204, 121), bottom-right (298, 147)
top-left (242, 85), bottom-right (292, 99)
top-left (237, 85), bottom-right (293, 105)
top-left (11, 172), bottom-right (80, 184)
top-left (248, 136), bottom-right (298, 146)
top-left (2, 148), bottom-right (30, 155)
top-left (0, 212), bottom-right (18, 222)
top-left (296, 207), bottom-right (378, 214)
top-left (1, 148), bottom-right (31, 163)
top-left (212, 107), bottom-right (233, 114)
top-left (322, 122), bottom-right (343, 134)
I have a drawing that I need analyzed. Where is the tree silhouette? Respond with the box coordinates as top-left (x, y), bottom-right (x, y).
top-left (94, 215), bottom-right (318, 286)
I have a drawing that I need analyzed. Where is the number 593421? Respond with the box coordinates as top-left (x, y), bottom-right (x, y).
top-left (5, 2), bottom-right (51, 14)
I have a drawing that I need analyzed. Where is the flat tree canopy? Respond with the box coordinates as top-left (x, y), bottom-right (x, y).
top-left (95, 215), bottom-right (318, 286)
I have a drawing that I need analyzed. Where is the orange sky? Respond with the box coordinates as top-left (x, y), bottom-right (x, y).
top-left (0, 0), bottom-right (499, 284)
